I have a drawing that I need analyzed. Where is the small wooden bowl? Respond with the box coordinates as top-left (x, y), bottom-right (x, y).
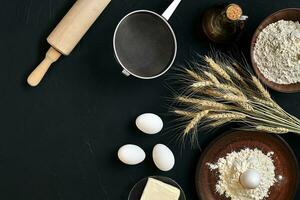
top-left (250, 8), bottom-right (300, 93)
top-left (195, 131), bottom-right (299, 200)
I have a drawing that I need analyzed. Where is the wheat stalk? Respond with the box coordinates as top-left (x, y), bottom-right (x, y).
top-left (172, 52), bottom-right (300, 143)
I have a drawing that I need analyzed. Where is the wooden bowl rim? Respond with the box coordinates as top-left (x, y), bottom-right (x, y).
top-left (250, 8), bottom-right (300, 93)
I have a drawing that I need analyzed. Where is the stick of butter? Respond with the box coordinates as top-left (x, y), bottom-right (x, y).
top-left (140, 178), bottom-right (180, 200)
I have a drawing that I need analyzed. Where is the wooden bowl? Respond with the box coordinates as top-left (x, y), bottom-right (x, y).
top-left (195, 131), bottom-right (299, 200)
top-left (250, 8), bottom-right (300, 93)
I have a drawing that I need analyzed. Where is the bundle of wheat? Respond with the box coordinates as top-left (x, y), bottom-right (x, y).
top-left (173, 52), bottom-right (300, 143)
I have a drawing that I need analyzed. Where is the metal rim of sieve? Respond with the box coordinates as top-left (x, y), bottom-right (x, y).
top-left (113, 10), bottom-right (177, 79)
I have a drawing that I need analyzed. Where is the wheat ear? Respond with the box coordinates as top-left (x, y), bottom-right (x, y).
top-left (223, 94), bottom-right (253, 111)
top-left (174, 110), bottom-right (195, 118)
top-left (226, 66), bottom-right (246, 84)
top-left (215, 83), bottom-right (244, 96)
top-left (185, 69), bottom-right (203, 81)
top-left (193, 81), bottom-right (244, 97)
top-left (240, 103), bottom-right (254, 111)
top-left (204, 71), bottom-right (220, 84)
top-left (200, 89), bottom-right (224, 97)
top-left (209, 119), bottom-right (233, 127)
top-left (178, 97), bottom-right (230, 110)
top-left (223, 94), bottom-right (247, 103)
top-left (252, 97), bottom-right (276, 107)
top-left (177, 96), bottom-right (199, 104)
top-left (205, 56), bottom-right (231, 81)
top-left (192, 81), bottom-right (213, 88)
top-left (252, 76), bottom-right (271, 99)
top-left (184, 110), bottom-right (209, 134)
top-left (208, 113), bottom-right (246, 120)
top-left (256, 126), bottom-right (289, 134)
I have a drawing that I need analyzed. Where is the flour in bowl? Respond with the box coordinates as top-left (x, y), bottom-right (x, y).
top-left (207, 148), bottom-right (277, 200)
top-left (253, 20), bottom-right (300, 84)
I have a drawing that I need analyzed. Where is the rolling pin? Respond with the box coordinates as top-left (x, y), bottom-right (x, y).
top-left (27, 0), bottom-right (111, 87)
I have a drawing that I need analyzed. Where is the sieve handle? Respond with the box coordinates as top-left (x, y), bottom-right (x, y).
top-left (162, 0), bottom-right (181, 21)
top-left (122, 69), bottom-right (130, 76)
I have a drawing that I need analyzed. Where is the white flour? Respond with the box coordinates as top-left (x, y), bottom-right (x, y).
top-left (253, 20), bottom-right (300, 84)
top-left (207, 148), bottom-right (276, 200)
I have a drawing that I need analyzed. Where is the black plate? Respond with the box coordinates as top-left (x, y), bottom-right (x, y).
top-left (128, 176), bottom-right (186, 200)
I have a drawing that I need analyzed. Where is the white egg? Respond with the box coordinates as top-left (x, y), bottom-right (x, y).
top-left (152, 144), bottom-right (175, 171)
top-left (136, 113), bottom-right (163, 134)
top-left (118, 144), bottom-right (146, 165)
top-left (240, 169), bottom-right (261, 189)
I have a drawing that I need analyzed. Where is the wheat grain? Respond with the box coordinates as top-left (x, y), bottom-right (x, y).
top-left (232, 62), bottom-right (242, 71)
top-left (208, 113), bottom-right (246, 120)
top-left (226, 66), bottom-right (245, 83)
top-left (252, 76), bottom-right (271, 99)
top-left (185, 69), bottom-right (203, 81)
top-left (209, 119), bottom-right (233, 127)
top-left (215, 83), bottom-right (244, 96)
top-left (192, 81), bottom-right (213, 88)
top-left (201, 89), bottom-right (224, 97)
top-left (174, 110), bottom-right (195, 118)
top-left (223, 94), bottom-right (247, 103)
top-left (177, 96), bottom-right (199, 104)
top-left (256, 126), bottom-right (289, 134)
top-left (223, 91), bottom-right (252, 111)
top-left (198, 100), bottom-right (230, 110)
top-left (184, 110), bottom-right (209, 134)
top-left (253, 97), bottom-right (276, 107)
top-left (240, 102), bottom-right (254, 111)
top-left (205, 56), bottom-right (231, 81)
top-left (193, 81), bottom-right (244, 97)
top-left (178, 97), bottom-right (230, 110)
top-left (204, 71), bottom-right (220, 84)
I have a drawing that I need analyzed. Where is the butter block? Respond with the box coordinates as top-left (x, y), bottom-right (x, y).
top-left (140, 178), bottom-right (180, 200)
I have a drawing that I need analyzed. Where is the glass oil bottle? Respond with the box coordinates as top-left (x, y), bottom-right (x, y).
top-left (202, 3), bottom-right (248, 44)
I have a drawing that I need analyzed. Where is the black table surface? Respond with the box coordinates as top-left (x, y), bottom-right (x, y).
top-left (1, 0), bottom-right (300, 199)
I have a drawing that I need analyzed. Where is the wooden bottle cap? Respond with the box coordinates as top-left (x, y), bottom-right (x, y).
top-left (225, 4), bottom-right (242, 21)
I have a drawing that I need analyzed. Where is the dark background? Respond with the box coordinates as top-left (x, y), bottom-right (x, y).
top-left (1, 0), bottom-right (300, 199)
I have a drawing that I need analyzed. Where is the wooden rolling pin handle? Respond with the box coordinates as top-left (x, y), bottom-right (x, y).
top-left (27, 47), bottom-right (61, 87)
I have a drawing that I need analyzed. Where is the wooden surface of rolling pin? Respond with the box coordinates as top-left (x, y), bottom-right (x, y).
top-left (27, 0), bottom-right (111, 87)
